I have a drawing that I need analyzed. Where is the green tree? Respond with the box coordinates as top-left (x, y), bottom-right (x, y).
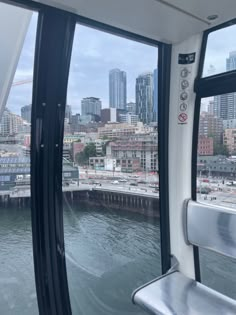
top-left (84, 142), bottom-right (96, 158)
top-left (75, 143), bottom-right (97, 165)
top-left (75, 151), bottom-right (86, 165)
top-left (213, 143), bottom-right (229, 156)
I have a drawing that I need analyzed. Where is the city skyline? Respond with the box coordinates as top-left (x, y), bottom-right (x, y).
top-left (6, 13), bottom-right (158, 116)
top-left (6, 14), bottom-right (236, 117)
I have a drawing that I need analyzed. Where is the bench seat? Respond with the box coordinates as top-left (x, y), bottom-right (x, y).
top-left (132, 271), bottom-right (236, 315)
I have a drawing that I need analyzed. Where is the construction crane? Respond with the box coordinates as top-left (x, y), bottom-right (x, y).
top-left (12, 79), bottom-right (32, 87)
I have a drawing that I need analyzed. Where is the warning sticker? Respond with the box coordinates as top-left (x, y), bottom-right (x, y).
top-left (180, 103), bottom-right (187, 111)
top-left (178, 112), bottom-right (188, 124)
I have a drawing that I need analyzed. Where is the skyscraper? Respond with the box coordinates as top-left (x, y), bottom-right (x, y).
top-left (21, 105), bottom-right (31, 123)
top-left (109, 69), bottom-right (127, 109)
top-left (81, 97), bottom-right (102, 117)
top-left (215, 52), bottom-right (236, 120)
top-left (153, 68), bottom-right (158, 122)
top-left (226, 52), bottom-right (236, 119)
top-left (126, 102), bottom-right (136, 115)
top-left (136, 72), bottom-right (153, 124)
top-left (65, 105), bottom-right (72, 123)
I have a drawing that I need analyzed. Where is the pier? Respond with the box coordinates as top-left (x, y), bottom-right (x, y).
top-left (0, 184), bottom-right (159, 216)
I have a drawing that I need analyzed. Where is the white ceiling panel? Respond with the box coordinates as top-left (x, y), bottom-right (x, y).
top-left (32, 0), bottom-right (236, 43)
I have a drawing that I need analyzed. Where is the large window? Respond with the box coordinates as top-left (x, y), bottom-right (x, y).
top-left (63, 24), bottom-right (160, 314)
top-left (0, 3), bottom-right (38, 314)
top-left (203, 23), bottom-right (236, 77)
top-left (196, 96), bottom-right (236, 299)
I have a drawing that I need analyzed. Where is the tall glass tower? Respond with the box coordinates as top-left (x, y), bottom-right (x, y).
top-left (136, 72), bottom-right (153, 124)
top-left (109, 69), bottom-right (127, 110)
top-left (214, 51), bottom-right (236, 119)
top-left (153, 68), bottom-right (158, 122)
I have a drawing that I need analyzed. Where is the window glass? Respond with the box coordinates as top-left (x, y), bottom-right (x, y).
top-left (0, 4), bottom-right (38, 314)
top-left (197, 96), bottom-right (236, 299)
top-left (203, 24), bottom-right (236, 77)
top-left (64, 24), bottom-right (160, 314)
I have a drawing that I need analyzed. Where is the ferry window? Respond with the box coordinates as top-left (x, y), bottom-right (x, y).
top-left (203, 24), bottom-right (236, 77)
top-left (0, 3), bottom-right (38, 315)
top-left (197, 95), bottom-right (236, 299)
top-left (63, 24), bottom-right (160, 314)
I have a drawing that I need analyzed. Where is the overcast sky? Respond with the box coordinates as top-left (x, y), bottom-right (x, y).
top-left (6, 13), bottom-right (236, 115)
top-left (7, 13), bottom-right (158, 115)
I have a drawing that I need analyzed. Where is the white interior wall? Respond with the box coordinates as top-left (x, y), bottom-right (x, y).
top-left (168, 33), bottom-right (202, 278)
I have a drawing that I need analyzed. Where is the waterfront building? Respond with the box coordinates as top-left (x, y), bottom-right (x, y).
top-left (197, 155), bottom-right (236, 178)
top-left (198, 136), bottom-right (213, 156)
top-left (89, 156), bottom-right (140, 172)
top-left (109, 68), bottom-right (127, 109)
top-left (98, 122), bottom-right (152, 139)
top-left (0, 156), bottom-right (78, 190)
top-left (106, 133), bottom-right (158, 171)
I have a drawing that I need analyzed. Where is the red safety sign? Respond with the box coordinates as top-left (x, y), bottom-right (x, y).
top-left (178, 112), bottom-right (188, 123)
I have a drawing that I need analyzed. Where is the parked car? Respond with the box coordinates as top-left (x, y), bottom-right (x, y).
top-left (130, 182), bottom-right (138, 186)
top-left (111, 180), bottom-right (119, 184)
top-left (119, 179), bottom-right (127, 182)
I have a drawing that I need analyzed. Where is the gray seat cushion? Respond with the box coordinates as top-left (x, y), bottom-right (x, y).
top-left (132, 271), bottom-right (236, 315)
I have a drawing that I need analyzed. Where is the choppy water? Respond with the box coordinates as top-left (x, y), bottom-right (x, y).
top-left (0, 202), bottom-right (235, 315)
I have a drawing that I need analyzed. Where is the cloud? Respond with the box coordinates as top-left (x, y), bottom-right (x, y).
top-left (8, 10), bottom-right (236, 116)
top-left (203, 24), bottom-right (236, 75)
top-left (7, 16), bottom-right (158, 115)
top-left (67, 25), bottom-right (158, 112)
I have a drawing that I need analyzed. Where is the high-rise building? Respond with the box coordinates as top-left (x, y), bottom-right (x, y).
top-left (224, 129), bottom-right (236, 154)
top-left (109, 69), bottom-right (127, 109)
top-left (81, 97), bottom-right (102, 117)
top-left (71, 114), bottom-right (81, 133)
top-left (65, 105), bottom-right (72, 123)
top-left (153, 68), bottom-right (158, 122)
top-left (215, 52), bottom-right (236, 120)
top-left (101, 108), bottom-right (117, 123)
top-left (136, 72), bottom-right (153, 124)
top-left (199, 112), bottom-right (223, 146)
top-left (214, 94), bottom-right (228, 119)
top-left (0, 108), bottom-right (25, 136)
top-left (119, 113), bottom-right (139, 125)
top-left (126, 102), bottom-right (136, 115)
top-left (21, 105), bottom-right (31, 123)
top-left (223, 119), bottom-right (236, 130)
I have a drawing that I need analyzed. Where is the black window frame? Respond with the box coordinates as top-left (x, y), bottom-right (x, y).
top-left (1, 0), bottom-right (172, 313)
top-left (192, 18), bottom-right (236, 282)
